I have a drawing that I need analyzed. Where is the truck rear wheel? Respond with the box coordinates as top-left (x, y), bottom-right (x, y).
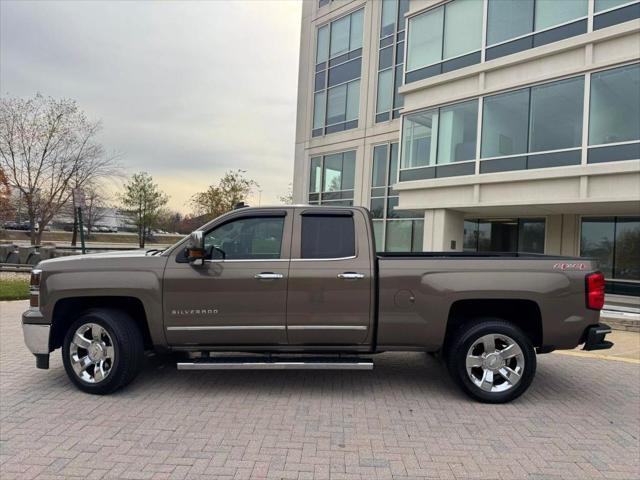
top-left (62, 309), bottom-right (144, 395)
top-left (446, 319), bottom-right (536, 403)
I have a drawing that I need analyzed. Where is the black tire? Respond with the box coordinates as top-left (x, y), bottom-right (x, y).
top-left (446, 318), bottom-right (536, 403)
top-left (62, 308), bottom-right (144, 395)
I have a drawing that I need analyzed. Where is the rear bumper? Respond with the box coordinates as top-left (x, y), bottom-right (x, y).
top-left (582, 323), bottom-right (614, 351)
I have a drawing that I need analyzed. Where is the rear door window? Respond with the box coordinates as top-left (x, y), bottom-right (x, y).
top-left (301, 214), bottom-right (355, 259)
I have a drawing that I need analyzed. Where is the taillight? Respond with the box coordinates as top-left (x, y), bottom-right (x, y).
top-left (586, 272), bottom-right (605, 310)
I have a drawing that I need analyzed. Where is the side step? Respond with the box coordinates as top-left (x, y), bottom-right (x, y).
top-left (177, 355), bottom-right (374, 371)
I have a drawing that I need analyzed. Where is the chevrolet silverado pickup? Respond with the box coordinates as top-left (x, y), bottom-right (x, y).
top-left (22, 205), bottom-right (613, 403)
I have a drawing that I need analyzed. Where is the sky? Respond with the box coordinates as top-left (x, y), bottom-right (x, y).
top-left (0, 0), bottom-right (302, 213)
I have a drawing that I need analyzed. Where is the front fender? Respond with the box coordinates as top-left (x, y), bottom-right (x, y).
top-left (41, 270), bottom-right (166, 348)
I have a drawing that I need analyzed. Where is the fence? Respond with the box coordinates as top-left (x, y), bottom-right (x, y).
top-left (0, 244), bottom-right (140, 269)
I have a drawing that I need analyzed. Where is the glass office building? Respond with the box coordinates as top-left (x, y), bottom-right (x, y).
top-left (294, 0), bottom-right (640, 297)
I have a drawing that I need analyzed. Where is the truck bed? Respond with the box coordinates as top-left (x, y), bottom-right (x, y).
top-left (375, 253), bottom-right (600, 352)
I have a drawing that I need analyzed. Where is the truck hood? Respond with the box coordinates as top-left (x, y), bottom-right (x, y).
top-left (37, 249), bottom-right (165, 271)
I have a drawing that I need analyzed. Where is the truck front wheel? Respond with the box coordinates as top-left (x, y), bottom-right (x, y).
top-left (446, 319), bottom-right (536, 403)
top-left (62, 309), bottom-right (144, 395)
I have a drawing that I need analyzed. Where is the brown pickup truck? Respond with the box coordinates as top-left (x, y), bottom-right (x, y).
top-left (22, 205), bottom-right (613, 403)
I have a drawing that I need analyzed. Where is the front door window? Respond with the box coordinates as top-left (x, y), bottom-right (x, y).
top-left (204, 216), bottom-right (285, 260)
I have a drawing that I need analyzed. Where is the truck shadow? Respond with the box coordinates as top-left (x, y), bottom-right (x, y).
top-left (128, 351), bottom-right (606, 405)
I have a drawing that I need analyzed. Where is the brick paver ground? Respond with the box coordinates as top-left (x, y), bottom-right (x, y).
top-left (1, 301), bottom-right (639, 480)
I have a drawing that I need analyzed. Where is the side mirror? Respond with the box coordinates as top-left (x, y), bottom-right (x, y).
top-left (186, 231), bottom-right (205, 266)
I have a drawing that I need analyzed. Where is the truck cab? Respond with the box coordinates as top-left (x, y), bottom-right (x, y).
top-left (164, 206), bottom-right (375, 349)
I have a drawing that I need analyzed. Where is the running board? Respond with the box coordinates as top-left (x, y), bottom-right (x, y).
top-left (177, 356), bottom-right (374, 371)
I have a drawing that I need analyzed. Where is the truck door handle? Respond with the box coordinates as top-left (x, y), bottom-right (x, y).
top-left (254, 272), bottom-right (284, 280)
top-left (337, 272), bottom-right (365, 280)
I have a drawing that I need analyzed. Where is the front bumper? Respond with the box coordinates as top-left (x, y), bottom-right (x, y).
top-left (582, 323), bottom-right (614, 351)
top-left (22, 309), bottom-right (51, 368)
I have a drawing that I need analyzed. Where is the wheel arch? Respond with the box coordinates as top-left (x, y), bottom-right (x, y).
top-left (50, 296), bottom-right (152, 351)
top-left (443, 299), bottom-right (543, 353)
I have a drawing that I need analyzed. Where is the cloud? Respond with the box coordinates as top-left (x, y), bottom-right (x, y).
top-left (0, 0), bottom-right (301, 212)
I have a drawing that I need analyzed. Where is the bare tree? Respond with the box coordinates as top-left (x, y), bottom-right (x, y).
top-left (279, 183), bottom-right (293, 205)
top-left (156, 209), bottom-right (184, 234)
top-left (83, 186), bottom-right (110, 236)
top-left (0, 94), bottom-right (119, 244)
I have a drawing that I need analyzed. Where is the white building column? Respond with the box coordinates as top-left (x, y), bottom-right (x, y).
top-left (423, 209), bottom-right (465, 252)
top-left (545, 215), bottom-right (563, 255)
top-left (560, 214), bottom-right (580, 256)
top-left (545, 214), bottom-right (581, 256)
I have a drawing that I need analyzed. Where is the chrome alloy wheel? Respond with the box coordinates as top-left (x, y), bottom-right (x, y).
top-left (69, 323), bottom-right (115, 384)
top-left (465, 333), bottom-right (525, 393)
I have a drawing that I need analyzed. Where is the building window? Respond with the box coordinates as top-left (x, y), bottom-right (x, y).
top-left (313, 9), bottom-right (364, 137)
top-left (375, 0), bottom-right (409, 123)
top-left (594, 1), bottom-right (640, 30)
top-left (486, 0), bottom-right (588, 61)
top-left (406, 0), bottom-right (483, 83)
top-left (402, 0), bottom-right (638, 85)
top-left (398, 64), bottom-right (637, 182)
top-left (370, 143), bottom-right (424, 251)
top-left (308, 151), bottom-right (356, 205)
top-left (400, 99), bottom-right (478, 178)
top-left (487, 0), bottom-right (587, 45)
top-left (463, 218), bottom-right (545, 253)
top-left (480, 76), bottom-right (584, 171)
top-left (596, 0), bottom-right (635, 11)
top-left (588, 63), bottom-right (640, 164)
top-left (581, 217), bottom-right (640, 296)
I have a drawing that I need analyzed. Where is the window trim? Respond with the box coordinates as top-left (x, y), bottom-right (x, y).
top-left (290, 255), bottom-right (357, 263)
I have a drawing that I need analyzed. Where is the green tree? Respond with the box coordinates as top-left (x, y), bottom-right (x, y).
top-left (120, 172), bottom-right (169, 248)
top-left (190, 169), bottom-right (258, 221)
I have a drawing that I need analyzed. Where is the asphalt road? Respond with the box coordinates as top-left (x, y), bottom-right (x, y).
top-left (1, 300), bottom-right (638, 480)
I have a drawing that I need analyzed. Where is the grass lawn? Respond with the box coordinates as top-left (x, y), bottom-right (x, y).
top-left (0, 278), bottom-right (30, 301)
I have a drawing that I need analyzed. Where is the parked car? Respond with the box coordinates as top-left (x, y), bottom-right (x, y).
top-left (21, 206), bottom-right (611, 403)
